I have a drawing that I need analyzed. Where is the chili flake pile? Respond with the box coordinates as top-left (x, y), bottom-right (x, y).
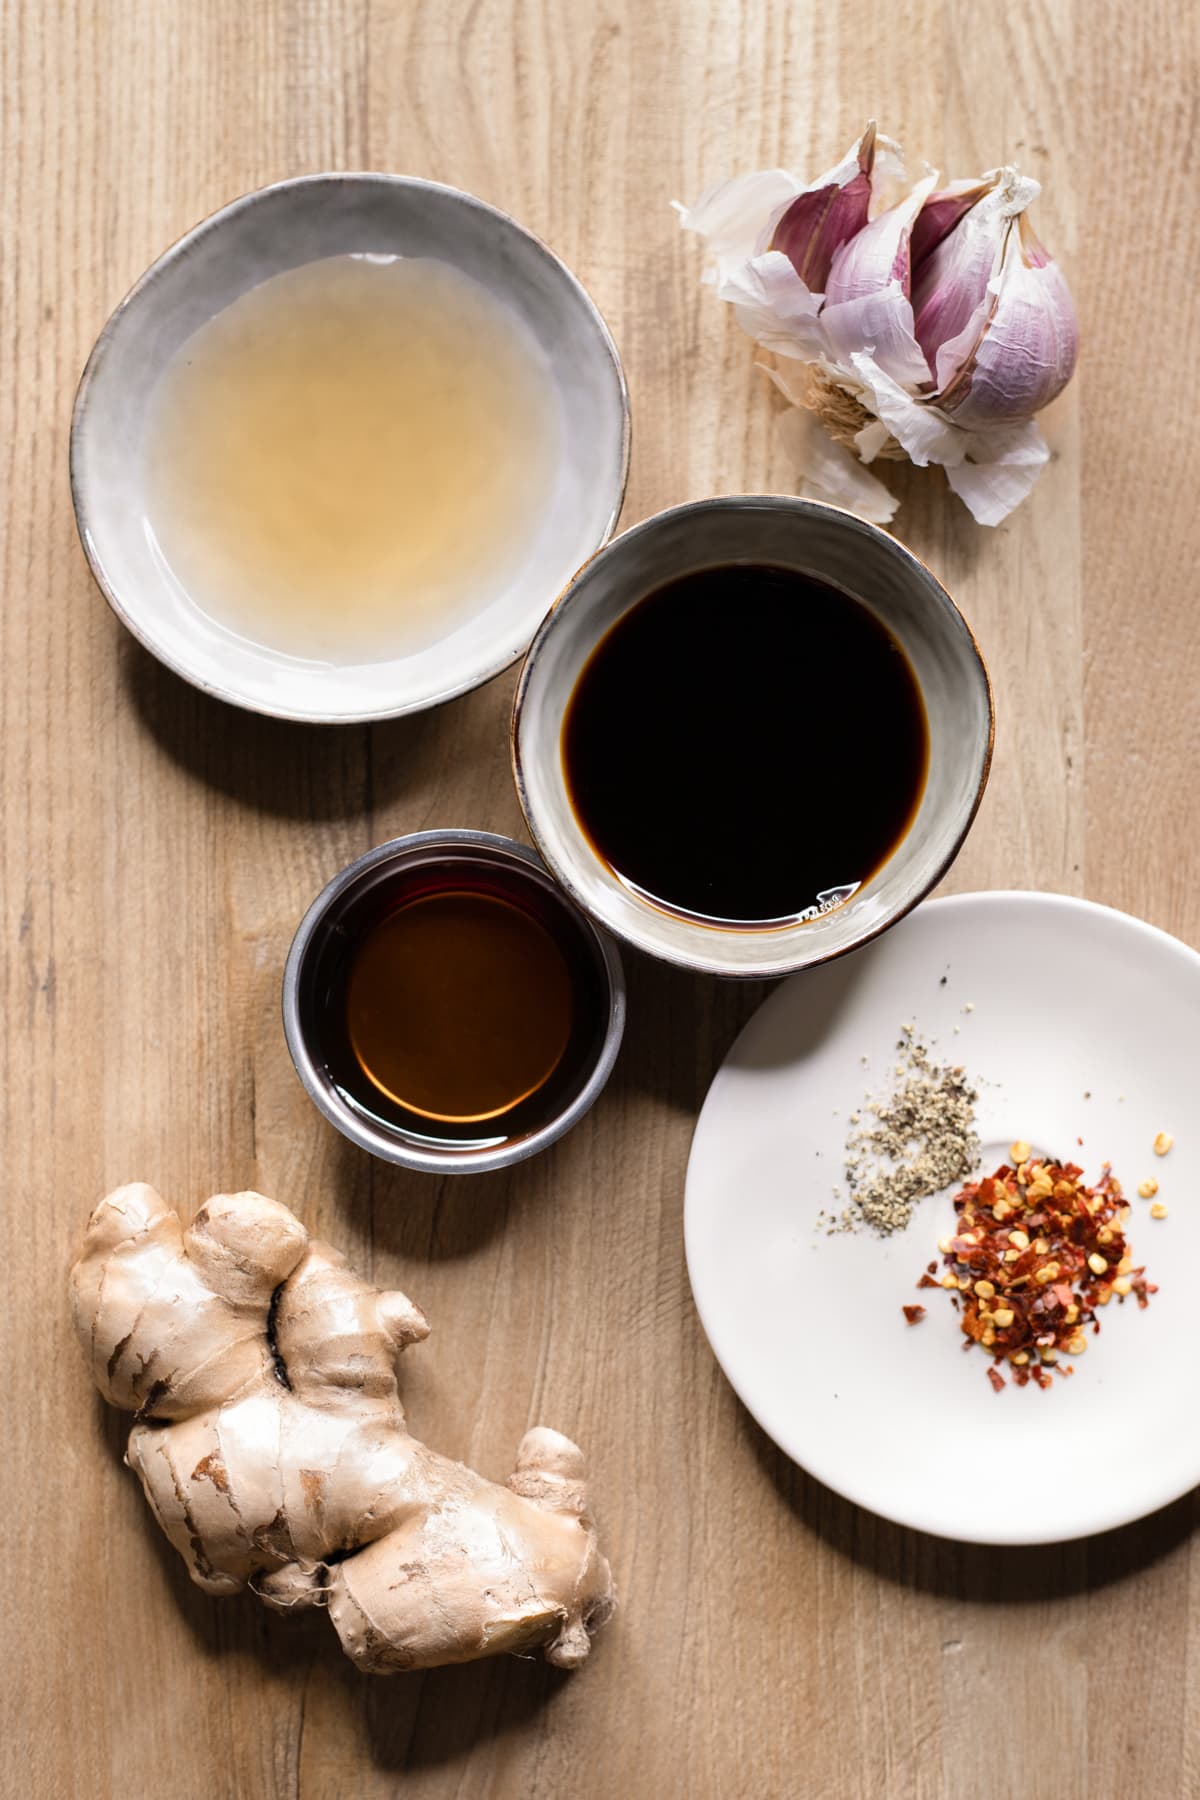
top-left (911, 1145), bottom-right (1157, 1391)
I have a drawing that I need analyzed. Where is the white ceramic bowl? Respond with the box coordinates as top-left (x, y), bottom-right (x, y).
top-left (70, 174), bottom-right (629, 723)
top-left (512, 496), bottom-right (993, 979)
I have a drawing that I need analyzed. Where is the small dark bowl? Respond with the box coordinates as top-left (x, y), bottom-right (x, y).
top-left (282, 830), bottom-right (625, 1174)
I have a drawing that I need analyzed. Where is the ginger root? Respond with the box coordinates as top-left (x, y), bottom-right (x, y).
top-left (69, 1184), bottom-right (614, 1672)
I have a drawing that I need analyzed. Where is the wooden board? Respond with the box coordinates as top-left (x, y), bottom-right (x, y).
top-left (4, 1), bottom-right (1199, 1794)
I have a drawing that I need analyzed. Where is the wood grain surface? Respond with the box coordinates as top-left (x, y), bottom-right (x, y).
top-left (4, 1), bottom-right (1199, 1795)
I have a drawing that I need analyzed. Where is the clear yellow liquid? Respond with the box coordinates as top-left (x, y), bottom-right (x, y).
top-left (143, 254), bottom-right (561, 663)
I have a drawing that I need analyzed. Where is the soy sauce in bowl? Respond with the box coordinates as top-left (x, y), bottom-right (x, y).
top-left (562, 563), bottom-right (928, 929)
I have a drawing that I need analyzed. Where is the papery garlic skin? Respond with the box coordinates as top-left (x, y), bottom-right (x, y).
top-left (676, 169), bottom-right (809, 277)
top-left (710, 248), bottom-right (827, 362)
top-left (777, 405), bottom-right (902, 525)
top-left (762, 359), bottom-right (900, 524)
top-left (850, 350), bottom-right (1052, 526)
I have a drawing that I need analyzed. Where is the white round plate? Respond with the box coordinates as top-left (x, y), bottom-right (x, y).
top-left (685, 891), bottom-right (1200, 1543)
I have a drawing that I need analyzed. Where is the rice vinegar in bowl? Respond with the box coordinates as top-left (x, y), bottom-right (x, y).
top-left (70, 173), bottom-right (630, 721)
top-left (144, 254), bottom-right (562, 665)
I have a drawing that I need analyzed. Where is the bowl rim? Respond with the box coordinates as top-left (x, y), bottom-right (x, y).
top-left (510, 493), bottom-right (996, 980)
top-left (69, 171), bottom-right (631, 726)
top-left (281, 827), bottom-right (627, 1173)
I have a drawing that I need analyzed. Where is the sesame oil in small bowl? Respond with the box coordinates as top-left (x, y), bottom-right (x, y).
top-left (283, 832), bottom-right (625, 1173)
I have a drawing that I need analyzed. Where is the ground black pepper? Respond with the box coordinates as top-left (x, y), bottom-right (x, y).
top-left (824, 1027), bottom-right (979, 1235)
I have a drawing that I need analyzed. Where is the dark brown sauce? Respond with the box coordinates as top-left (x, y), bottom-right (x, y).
top-left (307, 863), bottom-right (609, 1149)
top-left (562, 564), bottom-right (929, 928)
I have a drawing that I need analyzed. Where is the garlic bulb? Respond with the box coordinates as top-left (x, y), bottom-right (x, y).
top-left (677, 128), bottom-right (1078, 526)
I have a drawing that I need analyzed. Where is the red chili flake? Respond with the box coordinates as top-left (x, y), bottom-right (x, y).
top-left (902, 1304), bottom-right (927, 1325)
top-left (909, 1149), bottom-right (1153, 1390)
